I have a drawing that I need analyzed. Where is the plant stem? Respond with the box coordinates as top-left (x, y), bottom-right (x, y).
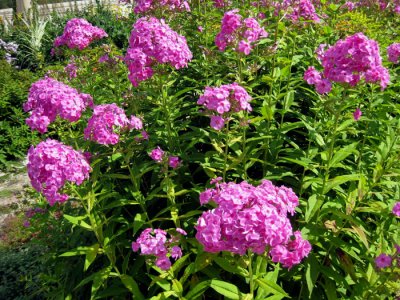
top-left (223, 120), bottom-right (230, 181)
top-left (248, 250), bottom-right (255, 297)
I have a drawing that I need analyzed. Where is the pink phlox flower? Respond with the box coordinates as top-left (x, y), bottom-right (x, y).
top-left (392, 202), bottom-right (400, 217)
top-left (321, 33), bottom-right (390, 90)
top-left (125, 17), bottom-right (192, 86)
top-left (24, 78), bottom-right (93, 134)
top-left (210, 115), bottom-right (225, 130)
top-left (64, 62), bottom-right (78, 79)
top-left (215, 10), bottom-right (267, 55)
top-left (195, 181), bottom-right (310, 267)
top-left (170, 246), bottom-right (183, 259)
top-left (213, 0), bottom-right (231, 7)
top-left (275, 0), bottom-right (320, 23)
top-left (375, 253), bottom-right (392, 268)
top-left (27, 139), bottom-right (91, 206)
top-left (198, 83), bottom-right (252, 130)
top-left (150, 146), bottom-right (165, 162)
top-left (54, 18), bottom-right (107, 50)
top-left (387, 43), bottom-right (400, 64)
top-left (176, 228), bottom-right (187, 235)
top-left (133, 0), bottom-right (190, 14)
top-left (304, 66), bottom-right (321, 84)
top-left (84, 104), bottom-right (138, 145)
top-left (269, 231), bottom-right (312, 269)
top-left (132, 228), bottom-right (185, 270)
top-left (353, 108), bottom-right (362, 121)
top-left (315, 79), bottom-right (332, 94)
top-left (129, 115), bottom-right (143, 130)
top-left (168, 156), bottom-right (181, 169)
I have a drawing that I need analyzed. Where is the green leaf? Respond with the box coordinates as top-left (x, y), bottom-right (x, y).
top-left (213, 256), bottom-right (249, 277)
top-left (255, 278), bottom-right (290, 298)
top-left (328, 142), bottom-right (358, 169)
top-left (133, 213), bottom-right (146, 235)
top-left (185, 280), bottom-right (210, 299)
top-left (305, 194), bottom-right (320, 222)
top-left (305, 253), bottom-right (319, 296)
top-left (84, 244), bottom-right (100, 271)
top-left (324, 174), bottom-right (360, 194)
top-left (171, 254), bottom-right (191, 275)
top-left (171, 279), bottom-right (183, 294)
top-left (149, 291), bottom-right (178, 300)
top-left (101, 198), bottom-right (140, 210)
top-left (120, 274), bottom-right (145, 300)
top-left (209, 279), bottom-right (243, 300)
top-left (59, 245), bottom-right (98, 257)
top-left (64, 214), bottom-right (92, 230)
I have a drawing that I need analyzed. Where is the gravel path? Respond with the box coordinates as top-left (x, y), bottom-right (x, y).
top-left (0, 161), bottom-right (32, 228)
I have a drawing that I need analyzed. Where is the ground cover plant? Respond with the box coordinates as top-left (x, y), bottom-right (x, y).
top-left (1, 0), bottom-right (400, 298)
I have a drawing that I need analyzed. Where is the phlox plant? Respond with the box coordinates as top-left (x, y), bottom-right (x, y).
top-left (16, 1), bottom-right (400, 299)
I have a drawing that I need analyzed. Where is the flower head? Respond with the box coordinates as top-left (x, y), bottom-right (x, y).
top-left (392, 202), bottom-right (400, 217)
top-left (168, 156), bottom-right (181, 169)
top-left (387, 43), bottom-right (400, 64)
top-left (84, 104), bottom-right (140, 145)
top-left (24, 78), bottom-right (93, 134)
top-left (27, 139), bottom-right (91, 206)
top-left (375, 253), bottom-right (392, 268)
top-left (353, 108), bottom-right (362, 121)
top-left (54, 18), bottom-right (107, 50)
top-left (215, 10), bottom-right (267, 55)
top-left (150, 147), bottom-right (165, 162)
top-left (195, 180), bottom-right (310, 268)
top-left (125, 17), bottom-right (192, 86)
top-left (132, 228), bottom-right (185, 270)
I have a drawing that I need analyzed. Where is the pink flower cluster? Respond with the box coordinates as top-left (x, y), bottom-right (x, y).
top-left (375, 245), bottom-right (400, 269)
top-left (393, 202), bottom-right (400, 216)
top-left (215, 10), bottom-right (268, 55)
top-left (27, 139), bottom-right (91, 206)
top-left (197, 83), bottom-right (252, 130)
top-left (133, 0), bottom-right (190, 14)
top-left (305, 33), bottom-right (390, 93)
top-left (54, 18), bottom-right (108, 50)
top-left (387, 43), bottom-right (400, 64)
top-left (132, 228), bottom-right (187, 270)
top-left (213, 0), bottom-right (231, 7)
top-left (149, 146), bottom-right (181, 169)
top-left (23, 78), bottom-right (93, 133)
top-left (196, 180), bottom-right (311, 268)
top-left (125, 17), bottom-right (192, 86)
top-left (271, 0), bottom-right (320, 23)
top-left (84, 104), bottom-right (143, 145)
top-left (280, 0), bottom-right (320, 23)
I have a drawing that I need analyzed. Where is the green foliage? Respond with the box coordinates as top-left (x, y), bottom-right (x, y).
top-left (0, 245), bottom-right (46, 299)
top-left (0, 60), bottom-right (39, 169)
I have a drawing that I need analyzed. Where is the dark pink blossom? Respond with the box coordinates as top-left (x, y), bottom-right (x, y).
top-left (215, 10), bottom-right (267, 55)
top-left (195, 180), bottom-right (310, 268)
top-left (27, 139), bottom-right (91, 206)
top-left (84, 104), bottom-right (141, 145)
top-left (387, 43), bottom-right (400, 64)
top-left (150, 147), bottom-right (165, 162)
top-left (392, 202), bottom-right (400, 216)
top-left (375, 253), bottom-right (392, 268)
top-left (54, 18), bottom-right (107, 50)
top-left (24, 78), bottom-right (93, 134)
top-left (125, 17), bottom-right (192, 86)
top-left (132, 228), bottom-right (184, 270)
top-left (353, 108), bottom-right (362, 121)
top-left (168, 156), bottom-right (181, 169)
